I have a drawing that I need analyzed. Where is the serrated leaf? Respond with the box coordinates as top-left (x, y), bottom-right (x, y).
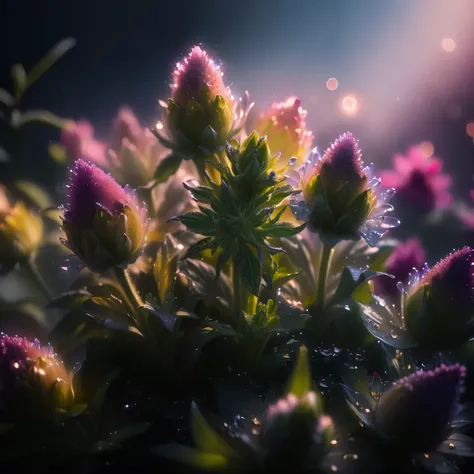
top-left (178, 211), bottom-right (216, 235)
top-left (11, 64), bottom-right (26, 99)
top-left (190, 402), bottom-right (235, 457)
top-left (184, 237), bottom-right (215, 259)
top-left (154, 153), bottom-right (182, 183)
top-left (152, 443), bottom-right (230, 470)
top-left (26, 38), bottom-right (76, 88)
top-left (236, 245), bottom-right (262, 296)
top-left (287, 345), bottom-right (312, 397)
top-left (47, 290), bottom-right (92, 309)
top-left (262, 221), bottom-right (306, 238)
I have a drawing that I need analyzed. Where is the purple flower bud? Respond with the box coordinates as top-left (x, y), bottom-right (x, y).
top-left (0, 334), bottom-right (74, 418)
top-left (262, 392), bottom-right (333, 468)
top-left (171, 46), bottom-right (230, 108)
top-left (374, 239), bottom-right (426, 298)
top-left (405, 247), bottom-right (474, 347)
top-left (61, 160), bottom-right (147, 272)
top-left (374, 364), bottom-right (466, 452)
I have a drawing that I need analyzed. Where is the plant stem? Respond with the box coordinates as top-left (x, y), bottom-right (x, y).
top-left (232, 261), bottom-right (244, 333)
top-left (23, 257), bottom-right (53, 301)
top-left (114, 267), bottom-right (143, 311)
top-left (316, 243), bottom-right (334, 310)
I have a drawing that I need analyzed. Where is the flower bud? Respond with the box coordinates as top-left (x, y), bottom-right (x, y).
top-left (61, 119), bottom-right (108, 168)
top-left (373, 239), bottom-right (425, 299)
top-left (291, 132), bottom-right (399, 246)
top-left (380, 146), bottom-right (452, 213)
top-left (61, 159), bottom-right (147, 273)
top-left (255, 96), bottom-right (313, 169)
top-left (374, 364), bottom-right (465, 453)
top-left (405, 247), bottom-right (474, 348)
top-left (0, 334), bottom-right (74, 419)
top-left (0, 186), bottom-right (43, 270)
top-left (108, 108), bottom-right (168, 187)
top-left (261, 392), bottom-right (333, 468)
top-left (154, 46), bottom-right (251, 162)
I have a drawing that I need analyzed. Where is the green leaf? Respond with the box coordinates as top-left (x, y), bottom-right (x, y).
top-left (190, 402), bottom-right (235, 457)
top-left (178, 211), bottom-right (216, 235)
top-left (184, 237), bottom-right (215, 259)
top-left (287, 345), bottom-right (312, 397)
top-left (19, 110), bottom-right (65, 128)
top-left (330, 266), bottom-right (391, 306)
top-left (11, 180), bottom-right (54, 210)
top-left (26, 38), bottom-right (76, 88)
top-left (235, 245), bottom-right (262, 296)
top-left (11, 64), bottom-right (26, 99)
top-left (69, 403), bottom-right (88, 417)
top-left (47, 290), bottom-right (92, 309)
top-left (263, 221), bottom-right (306, 238)
top-left (154, 153), bottom-right (182, 183)
top-left (152, 444), bottom-right (230, 470)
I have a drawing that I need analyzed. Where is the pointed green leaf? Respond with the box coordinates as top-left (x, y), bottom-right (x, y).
top-left (11, 64), bottom-right (26, 99)
top-left (287, 345), bottom-right (312, 397)
top-left (154, 153), bottom-right (182, 183)
top-left (190, 402), bottom-right (235, 457)
top-left (263, 221), bottom-right (306, 238)
top-left (152, 443), bottom-right (230, 470)
top-left (26, 38), bottom-right (76, 88)
top-left (47, 290), bottom-right (92, 309)
top-left (235, 245), bottom-right (262, 296)
top-left (184, 237), bottom-right (215, 259)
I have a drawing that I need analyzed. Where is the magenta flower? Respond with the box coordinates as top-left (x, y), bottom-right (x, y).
top-left (380, 145), bottom-right (452, 213)
top-left (405, 246), bottom-right (474, 347)
top-left (61, 159), bottom-right (147, 272)
top-left (374, 239), bottom-right (426, 298)
top-left (61, 120), bottom-right (108, 168)
top-left (0, 334), bottom-right (74, 417)
top-left (374, 364), bottom-right (465, 452)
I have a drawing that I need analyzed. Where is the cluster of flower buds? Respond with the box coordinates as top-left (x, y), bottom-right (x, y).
top-left (61, 159), bottom-right (148, 273)
top-left (0, 185), bottom-right (43, 271)
top-left (404, 247), bottom-right (474, 348)
top-left (0, 334), bottom-right (74, 419)
top-left (153, 46), bottom-right (251, 165)
top-left (261, 391), bottom-right (333, 469)
top-left (290, 132), bottom-right (399, 247)
top-left (373, 364), bottom-right (465, 453)
top-left (255, 96), bottom-right (313, 169)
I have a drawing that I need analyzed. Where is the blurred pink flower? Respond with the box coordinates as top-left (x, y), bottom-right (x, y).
top-left (380, 146), bottom-right (452, 213)
top-left (61, 120), bottom-right (108, 168)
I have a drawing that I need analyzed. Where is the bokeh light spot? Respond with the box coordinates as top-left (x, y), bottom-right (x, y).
top-left (155, 121), bottom-right (164, 130)
top-left (419, 141), bottom-right (434, 158)
top-left (466, 122), bottom-right (474, 139)
top-left (341, 95), bottom-right (359, 116)
top-left (441, 38), bottom-right (456, 52)
top-left (326, 78), bottom-right (338, 91)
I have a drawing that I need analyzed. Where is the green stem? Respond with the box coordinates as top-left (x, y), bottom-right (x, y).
top-left (23, 257), bottom-right (53, 301)
top-left (232, 261), bottom-right (244, 333)
top-left (114, 267), bottom-right (144, 311)
top-left (316, 243), bottom-right (334, 310)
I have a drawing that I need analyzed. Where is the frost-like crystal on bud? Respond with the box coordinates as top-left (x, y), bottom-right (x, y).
top-left (374, 364), bottom-right (465, 453)
top-left (0, 334), bottom-right (74, 419)
top-left (153, 46), bottom-right (252, 164)
top-left (374, 239), bottom-right (425, 298)
top-left (380, 146), bottom-right (452, 213)
top-left (0, 186), bottom-right (43, 270)
top-left (61, 159), bottom-right (147, 272)
top-left (291, 132), bottom-right (399, 246)
top-left (405, 247), bottom-right (474, 348)
top-left (261, 392), bottom-right (333, 469)
top-left (255, 96), bottom-right (313, 168)
top-left (61, 120), bottom-right (108, 168)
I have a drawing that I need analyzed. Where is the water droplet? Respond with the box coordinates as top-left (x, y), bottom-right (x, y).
top-left (330, 466), bottom-right (338, 472)
top-left (288, 157), bottom-right (297, 166)
top-left (449, 442), bottom-right (455, 449)
top-left (343, 454), bottom-right (359, 461)
top-left (331, 439), bottom-right (338, 446)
